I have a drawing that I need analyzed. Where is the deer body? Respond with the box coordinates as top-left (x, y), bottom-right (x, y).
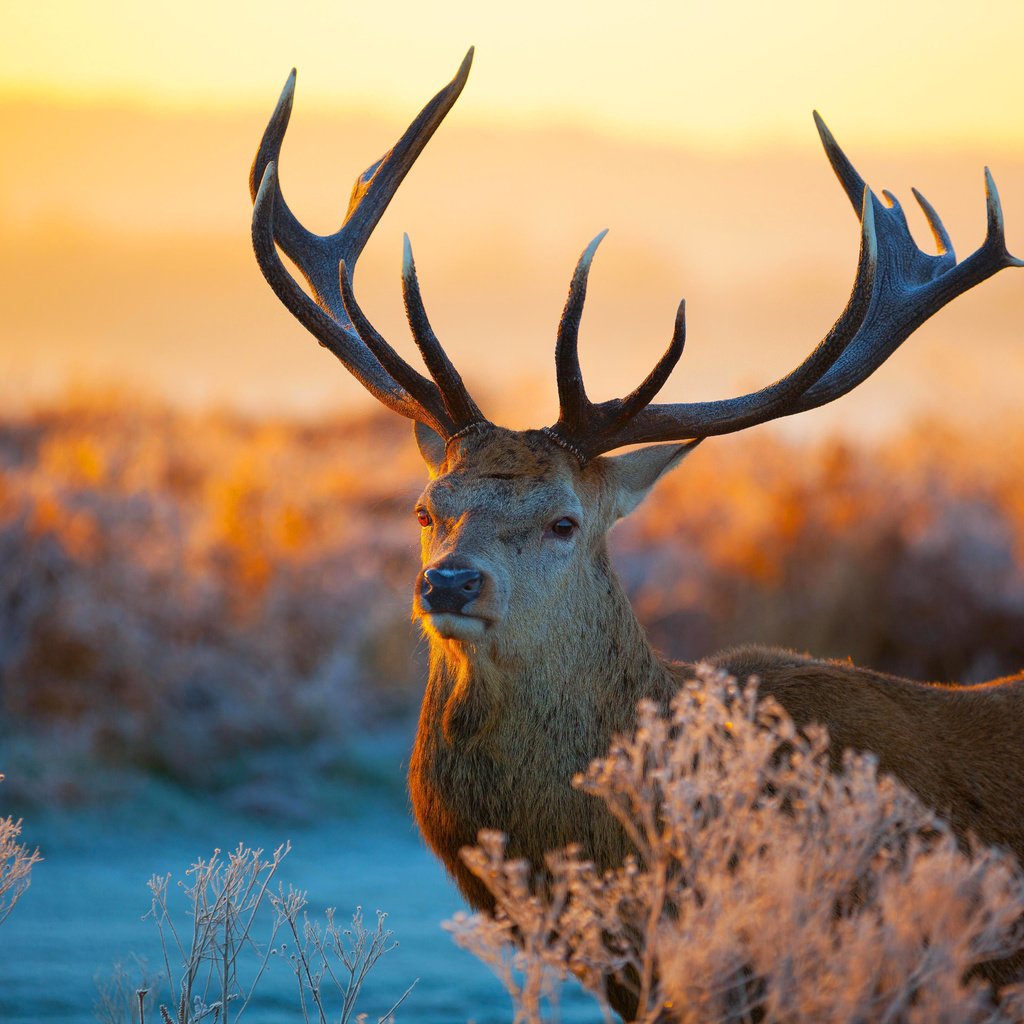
top-left (404, 428), bottom-right (1024, 915)
top-left (249, 51), bottom-right (1024, 1012)
top-left (713, 645), bottom-right (1024, 863)
top-left (413, 642), bottom-right (1024, 916)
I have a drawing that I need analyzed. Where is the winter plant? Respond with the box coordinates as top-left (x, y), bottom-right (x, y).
top-left (146, 843), bottom-right (291, 1023)
top-left (94, 958), bottom-right (156, 1024)
top-left (0, 774), bottom-right (41, 925)
top-left (447, 668), bottom-right (1024, 1023)
top-left (269, 895), bottom-right (415, 1024)
top-left (146, 842), bottom-right (412, 1023)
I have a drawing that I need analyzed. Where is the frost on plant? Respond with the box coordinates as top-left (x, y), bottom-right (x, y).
top-left (447, 667), bottom-right (1024, 1023)
top-left (146, 843), bottom-right (291, 1023)
top-left (144, 842), bottom-right (412, 1024)
top-left (270, 895), bottom-right (416, 1024)
top-left (0, 774), bottom-right (41, 925)
top-left (94, 957), bottom-right (155, 1024)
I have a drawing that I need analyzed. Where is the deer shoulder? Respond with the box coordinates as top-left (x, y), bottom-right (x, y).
top-left (704, 644), bottom-right (1024, 858)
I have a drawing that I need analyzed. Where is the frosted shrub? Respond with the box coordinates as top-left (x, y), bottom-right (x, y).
top-left (269, 895), bottom-right (415, 1024)
top-left (448, 668), bottom-right (1024, 1023)
top-left (147, 843), bottom-right (292, 1023)
top-left (0, 774), bottom-right (41, 924)
top-left (94, 958), bottom-right (155, 1024)
top-left (146, 842), bottom-right (411, 1024)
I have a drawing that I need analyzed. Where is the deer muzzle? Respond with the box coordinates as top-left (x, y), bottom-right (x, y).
top-left (420, 566), bottom-right (483, 615)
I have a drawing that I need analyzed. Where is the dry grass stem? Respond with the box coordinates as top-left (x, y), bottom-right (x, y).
top-left (140, 841), bottom-right (412, 1023)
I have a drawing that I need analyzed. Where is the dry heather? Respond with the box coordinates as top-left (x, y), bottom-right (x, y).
top-left (0, 400), bottom-right (424, 805)
top-left (447, 668), bottom-right (1024, 1024)
top-left (2, 399), bottom-right (1024, 805)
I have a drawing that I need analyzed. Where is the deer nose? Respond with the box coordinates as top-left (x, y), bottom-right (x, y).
top-left (421, 567), bottom-right (483, 614)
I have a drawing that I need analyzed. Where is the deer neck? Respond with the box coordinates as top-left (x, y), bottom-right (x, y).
top-left (422, 544), bottom-right (672, 750)
top-left (410, 542), bottom-right (676, 909)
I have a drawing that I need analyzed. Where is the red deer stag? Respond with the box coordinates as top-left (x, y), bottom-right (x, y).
top-left (251, 49), bottom-right (1024, 1011)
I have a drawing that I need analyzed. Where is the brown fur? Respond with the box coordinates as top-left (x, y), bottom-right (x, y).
top-left (406, 426), bottom-right (1024, 1008)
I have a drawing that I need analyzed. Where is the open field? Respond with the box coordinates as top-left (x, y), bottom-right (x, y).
top-left (3, 399), bottom-right (1024, 812)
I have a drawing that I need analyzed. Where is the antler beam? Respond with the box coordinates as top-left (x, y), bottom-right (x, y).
top-left (548, 115), bottom-right (1022, 460)
top-left (250, 49), bottom-right (485, 440)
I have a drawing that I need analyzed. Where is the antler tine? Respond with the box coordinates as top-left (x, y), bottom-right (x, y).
top-left (984, 168), bottom-right (1024, 266)
top-left (401, 235), bottom-right (484, 427)
top-left (250, 51), bottom-right (484, 439)
top-left (615, 299), bottom-right (686, 424)
top-left (253, 162), bottom-right (448, 436)
top-left (554, 231), bottom-right (608, 432)
top-left (338, 259), bottom-right (454, 430)
top-left (249, 70), bottom-right (313, 270)
top-left (911, 187), bottom-right (954, 257)
top-left (326, 49), bottom-right (475, 310)
top-left (813, 110), bottom-right (867, 217)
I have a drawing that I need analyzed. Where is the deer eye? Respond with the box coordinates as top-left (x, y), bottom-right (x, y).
top-left (416, 507), bottom-right (432, 528)
top-left (549, 516), bottom-right (577, 539)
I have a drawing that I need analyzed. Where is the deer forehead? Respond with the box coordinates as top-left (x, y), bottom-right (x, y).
top-left (420, 427), bottom-right (591, 525)
top-left (449, 426), bottom-right (573, 475)
top-left (422, 471), bottom-right (585, 527)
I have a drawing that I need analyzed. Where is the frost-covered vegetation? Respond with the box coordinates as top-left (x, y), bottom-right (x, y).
top-left (140, 843), bottom-right (412, 1024)
top-left (3, 399), bottom-right (1024, 808)
top-left (448, 669), bottom-right (1024, 1023)
top-left (0, 776), bottom-right (40, 924)
top-left (0, 400), bottom-right (423, 808)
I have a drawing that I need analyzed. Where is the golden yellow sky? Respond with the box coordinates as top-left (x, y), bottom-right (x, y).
top-left (5, 0), bottom-right (1024, 152)
top-left (2, 0), bottom-right (1022, 430)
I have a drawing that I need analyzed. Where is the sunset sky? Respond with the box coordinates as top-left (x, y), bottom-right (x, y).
top-left (3, 1), bottom-right (1022, 429)
top-left (6, 1), bottom-right (1024, 151)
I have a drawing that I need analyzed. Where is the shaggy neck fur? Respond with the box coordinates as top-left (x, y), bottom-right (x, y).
top-left (432, 543), bottom-right (671, 748)
top-left (409, 540), bottom-right (676, 909)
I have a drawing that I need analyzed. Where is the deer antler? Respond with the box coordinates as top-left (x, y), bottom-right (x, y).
top-left (252, 59), bottom-right (1020, 463)
top-left (250, 49), bottom-right (485, 441)
top-left (548, 115), bottom-right (1023, 461)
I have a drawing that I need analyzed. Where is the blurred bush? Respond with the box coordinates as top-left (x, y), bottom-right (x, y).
top-left (616, 423), bottom-right (1024, 681)
top-left (0, 400), bottom-right (424, 808)
top-left (2, 398), bottom-right (1023, 808)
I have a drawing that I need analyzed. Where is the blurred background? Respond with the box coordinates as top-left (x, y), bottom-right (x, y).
top-left (1, 2), bottom-right (1023, 1021)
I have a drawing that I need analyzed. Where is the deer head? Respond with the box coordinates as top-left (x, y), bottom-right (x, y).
top-left (407, 421), bottom-right (695, 650)
top-left (250, 49), bottom-right (1021, 660)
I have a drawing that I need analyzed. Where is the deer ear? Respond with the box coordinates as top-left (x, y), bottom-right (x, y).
top-left (604, 440), bottom-right (701, 519)
top-left (414, 420), bottom-right (447, 475)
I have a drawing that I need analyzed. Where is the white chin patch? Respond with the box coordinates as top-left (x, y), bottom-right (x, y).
top-left (425, 612), bottom-right (487, 641)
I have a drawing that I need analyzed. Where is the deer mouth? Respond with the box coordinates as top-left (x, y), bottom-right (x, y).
top-left (420, 610), bottom-right (489, 641)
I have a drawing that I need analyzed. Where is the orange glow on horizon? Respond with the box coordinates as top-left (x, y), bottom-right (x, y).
top-left (4, 1), bottom-right (1024, 153)
top-left (2, 1), bottom-right (1022, 424)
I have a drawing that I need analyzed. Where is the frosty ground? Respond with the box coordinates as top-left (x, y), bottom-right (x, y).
top-left (0, 730), bottom-right (595, 1023)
